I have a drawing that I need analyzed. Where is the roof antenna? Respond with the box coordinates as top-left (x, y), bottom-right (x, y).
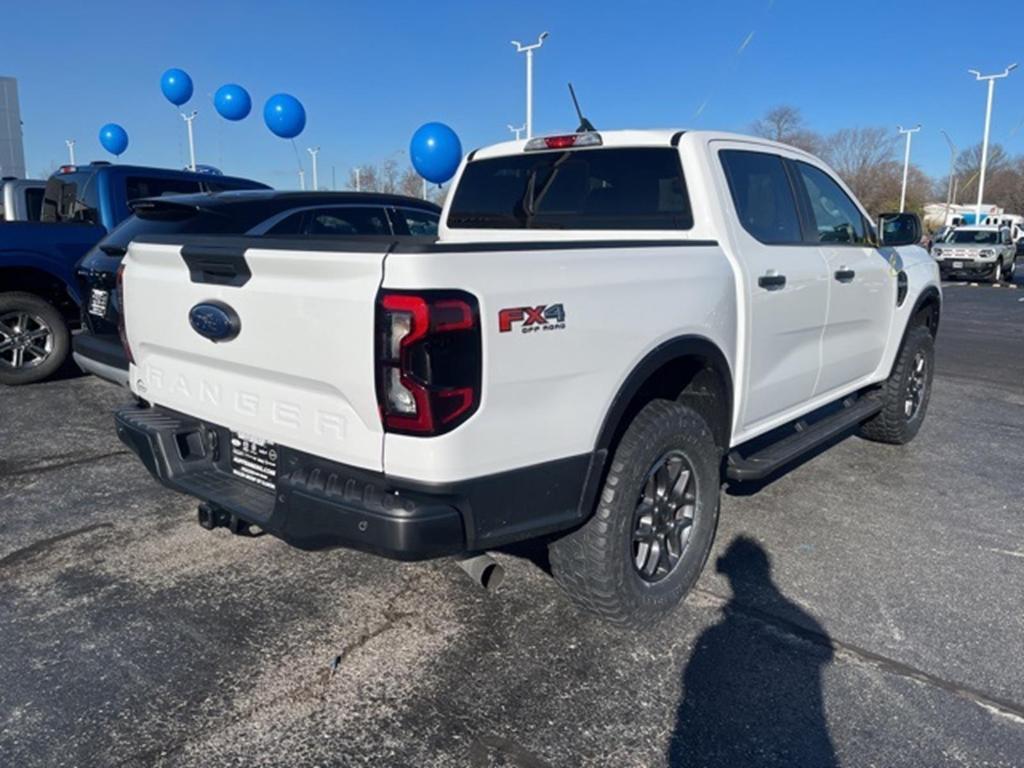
top-left (568, 83), bottom-right (596, 133)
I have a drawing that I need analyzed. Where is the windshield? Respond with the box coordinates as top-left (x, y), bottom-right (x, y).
top-left (950, 230), bottom-right (998, 244)
top-left (447, 147), bottom-right (693, 230)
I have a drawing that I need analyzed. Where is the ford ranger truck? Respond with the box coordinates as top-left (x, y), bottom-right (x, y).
top-left (115, 130), bottom-right (941, 626)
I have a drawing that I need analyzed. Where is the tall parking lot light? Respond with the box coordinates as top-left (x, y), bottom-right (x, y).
top-left (511, 32), bottom-right (549, 139)
top-left (181, 111), bottom-right (198, 172)
top-left (969, 64), bottom-right (1017, 225)
top-left (897, 125), bottom-right (921, 213)
top-left (307, 146), bottom-right (320, 190)
top-left (65, 139), bottom-right (75, 165)
top-left (940, 130), bottom-right (957, 227)
top-left (508, 124), bottom-right (525, 141)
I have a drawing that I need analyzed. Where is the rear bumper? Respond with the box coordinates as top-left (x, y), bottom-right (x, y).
top-left (73, 332), bottom-right (129, 386)
top-left (115, 404), bottom-right (592, 560)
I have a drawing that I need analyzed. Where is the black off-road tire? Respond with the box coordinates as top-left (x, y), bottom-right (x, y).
top-left (859, 325), bottom-right (934, 445)
top-left (989, 260), bottom-right (1003, 284)
top-left (548, 399), bottom-right (721, 627)
top-left (0, 292), bottom-right (70, 386)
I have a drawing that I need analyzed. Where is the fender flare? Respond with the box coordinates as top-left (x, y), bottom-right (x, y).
top-left (576, 335), bottom-right (734, 518)
top-left (0, 260), bottom-right (81, 305)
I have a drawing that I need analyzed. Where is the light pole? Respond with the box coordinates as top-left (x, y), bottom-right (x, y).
top-left (298, 168), bottom-right (305, 191)
top-left (939, 129), bottom-right (957, 227)
top-left (507, 123), bottom-right (525, 141)
top-left (968, 63), bottom-right (1017, 226)
top-left (354, 167), bottom-right (361, 192)
top-left (307, 147), bottom-right (320, 190)
top-left (181, 110), bottom-right (198, 172)
top-left (511, 32), bottom-right (549, 139)
top-left (65, 139), bottom-right (76, 165)
top-left (897, 124), bottom-right (921, 213)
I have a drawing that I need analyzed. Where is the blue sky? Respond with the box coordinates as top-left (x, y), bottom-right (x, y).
top-left (5, 0), bottom-right (1024, 187)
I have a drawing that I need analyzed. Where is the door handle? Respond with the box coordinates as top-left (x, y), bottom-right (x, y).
top-left (757, 272), bottom-right (787, 290)
top-left (834, 268), bottom-right (856, 283)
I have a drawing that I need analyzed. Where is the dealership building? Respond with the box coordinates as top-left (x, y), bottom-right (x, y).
top-left (0, 76), bottom-right (27, 178)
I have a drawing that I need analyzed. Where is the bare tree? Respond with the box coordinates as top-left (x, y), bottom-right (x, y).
top-left (815, 127), bottom-right (931, 217)
top-left (750, 105), bottom-right (821, 154)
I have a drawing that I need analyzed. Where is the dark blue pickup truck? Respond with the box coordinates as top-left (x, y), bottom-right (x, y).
top-left (0, 162), bottom-right (268, 384)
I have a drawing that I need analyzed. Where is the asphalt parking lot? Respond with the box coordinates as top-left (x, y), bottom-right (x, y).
top-left (1, 280), bottom-right (1022, 768)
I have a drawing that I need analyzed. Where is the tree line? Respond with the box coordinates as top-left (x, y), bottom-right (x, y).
top-left (750, 105), bottom-right (1024, 225)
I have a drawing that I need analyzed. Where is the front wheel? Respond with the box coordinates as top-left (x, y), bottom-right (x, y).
top-left (0, 292), bottom-right (70, 386)
top-left (989, 261), bottom-right (1003, 284)
top-left (548, 400), bottom-right (722, 627)
top-left (859, 325), bottom-right (934, 445)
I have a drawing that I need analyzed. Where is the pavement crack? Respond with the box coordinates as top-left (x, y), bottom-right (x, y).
top-left (0, 523), bottom-right (115, 570)
top-left (696, 587), bottom-right (1024, 724)
top-left (0, 449), bottom-right (130, 481)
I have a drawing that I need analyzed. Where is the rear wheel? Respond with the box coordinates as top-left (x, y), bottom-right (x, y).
top-left (549, 399), bottom-right (721, 627)
top-left (859, 325), bottom-right (934, 445)
top-left (0, 292), bottom-right (70, 385)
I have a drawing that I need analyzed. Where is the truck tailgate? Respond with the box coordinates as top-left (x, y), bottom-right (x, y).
top-left (122, 238), bottom-right (388, 472)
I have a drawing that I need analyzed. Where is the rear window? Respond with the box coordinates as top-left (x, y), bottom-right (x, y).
top-left (24, 187), bottom-right (43, 221)
top-left (40, 171), bottom-right (100, 224)
top-left (126, 176), bottom-right (202, 201)
top-left (105, 205), bottom-right (270, 249)
top-left (447, 147), bottom-right (692, 230)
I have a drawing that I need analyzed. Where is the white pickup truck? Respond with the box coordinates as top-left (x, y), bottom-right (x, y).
top-left (116, 129), bottom-right (941, 626)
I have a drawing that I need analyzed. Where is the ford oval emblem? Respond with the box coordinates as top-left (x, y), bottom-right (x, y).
top-left (189, 301), bottom-right (241, 342)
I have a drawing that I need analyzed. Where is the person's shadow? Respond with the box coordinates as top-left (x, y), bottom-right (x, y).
top-left (668, 537), bottom-right (838, 767)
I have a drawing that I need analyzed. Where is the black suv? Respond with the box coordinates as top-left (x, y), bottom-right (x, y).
top-left (73, 190), bottom-right (441, 385)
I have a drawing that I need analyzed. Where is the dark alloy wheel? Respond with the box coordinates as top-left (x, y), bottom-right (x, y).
top-left (903, 348), bottom-right (928, 421)
top-left (632, 451), bottom-right (698, 582)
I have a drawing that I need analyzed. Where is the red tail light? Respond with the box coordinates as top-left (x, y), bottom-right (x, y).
top-left (116, 264), bottom-right (135, 365)
top-left (375, 290), bottom-right (481, 436)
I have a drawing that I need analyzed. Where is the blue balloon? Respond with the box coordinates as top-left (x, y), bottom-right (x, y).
top-left (263, 93), bottom-right (306, 139)
top-left (160, 68), bottom-right (193, 106)
top-left (410, 122), bottom-right (462, 184)
top-left (214, 84), bottom-right (252, 121)
top-left (98, 123), bottom-right (128, 156)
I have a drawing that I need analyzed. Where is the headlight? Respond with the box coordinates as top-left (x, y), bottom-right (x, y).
top-left (979, 249), bottom-right (994, 257)
top-left (933, 248), bottom-right (942, 257)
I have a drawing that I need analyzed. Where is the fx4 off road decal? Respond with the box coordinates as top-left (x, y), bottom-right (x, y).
top-left (498, 304), bottom-right (566, 334)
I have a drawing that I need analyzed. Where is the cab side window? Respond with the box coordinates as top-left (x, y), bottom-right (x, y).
top-left (719, 150), bottom-right (803, 245)
top-left (399, 208), bottom-right (440, 236)
top-left (794, 162), bottom-right (867, 245)
top-left (307, 207), bottom-right (390, 236)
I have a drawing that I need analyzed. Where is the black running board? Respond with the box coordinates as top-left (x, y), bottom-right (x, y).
top-left (726, 395), bottom-right (883, 482)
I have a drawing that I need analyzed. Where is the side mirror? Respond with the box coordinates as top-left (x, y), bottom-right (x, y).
top-left (878, 212), bottom-right (921, 247)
